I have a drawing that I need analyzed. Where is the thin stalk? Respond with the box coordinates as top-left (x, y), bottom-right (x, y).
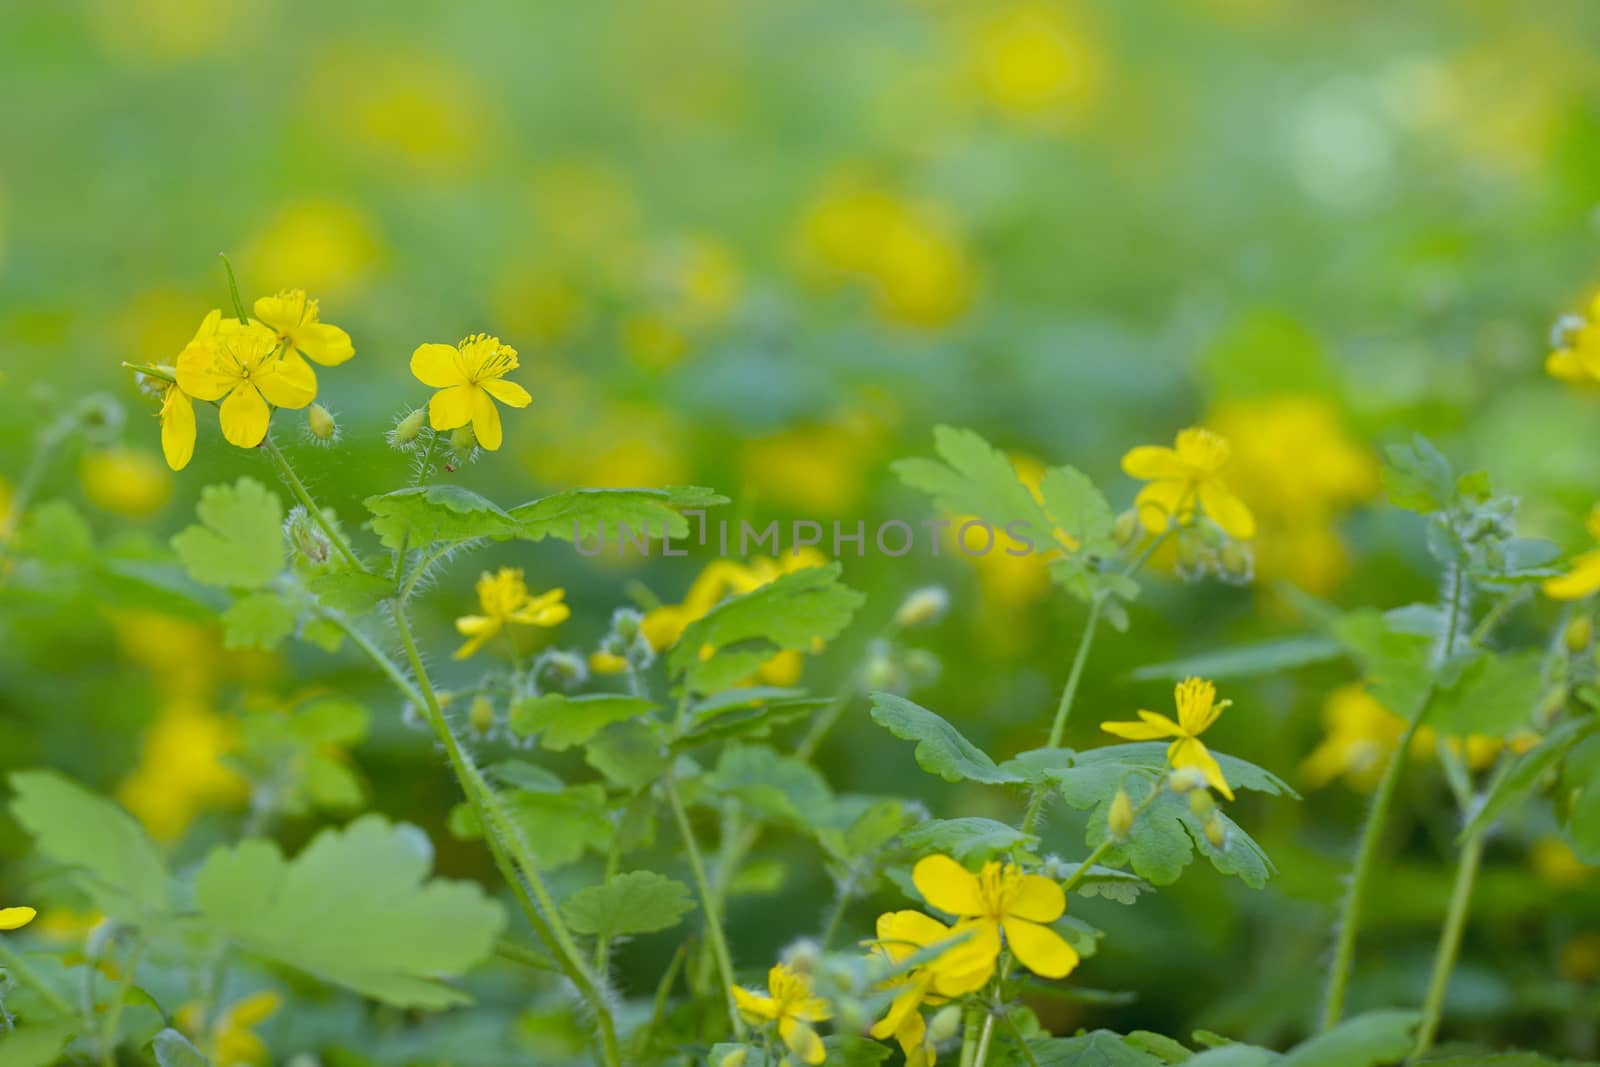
top-left (663, 773), bottom-right (743, 1037)
top-left (99, 940), bottom-right (144, 1067)
top-left (959, 1003), bottom-right (983, 1067)
top-left (1020, 596), bottom-right (1104, 835)
top-left (0, 941), bottom-right (70, 1015)
top-left (819, 879), bottom-right (853, 951)
top-left (495, 938), bottom-right (558, 973)
top-left (263, 434), bottom-right (364, 571)
top-left (1413, 829), bottom-right (1484, 1059)
top-left (972, 1010), bottom-right (998, 1067)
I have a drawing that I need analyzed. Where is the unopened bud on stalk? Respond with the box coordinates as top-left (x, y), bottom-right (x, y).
top-left (1167, 768), bottom-right (1207, 793)
top-left (1219, 542), bottom-right (1253, 583)
top-left (1188, 789), bottom-right (1216, 818)
top-left (1203, 812), bottom-right (1228, 850)
top-left (1108, 788), bottom-right (1135, 840)
top-left (929, 1004), bottom-right (963, 1043)
top-left (610, 608), bottom-right (643, 643)
top-left (390, 409), bottom-right (426, 448)
top-left (468, 695), bottom-right (495, 735)
top-left (782, 939), bottom-right (820, 975)
top-left (450, 425), bottom-right (478, 454)
top-left (286, 507), bottom-right (331, 565)
top-left (307, 403), bottom-right (337, 442)
top-left (1566, 615), bottom-right (1593, 653)
top-left (902, 649), bottom-right (942, 689)
top-left (715, 1049), bottom-right (749, 1067)
top-left (1112, 509), bottom-right (1141, 548)
top-left (895, 585), bottom-right (949, 628)
top-left (864, 652), bottom-right (900, 692)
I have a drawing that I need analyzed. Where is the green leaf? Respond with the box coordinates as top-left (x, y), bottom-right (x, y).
top-left (1383, 435), bottom-right (1455, 513)
top-left (674, 689), bottom-right (825, 748)
top-left (363, 485), bottom-right (515, 552)
top-left (892, 425), bottom-right (1052, 533)
top-left (1463, 717), bottom-right (1598, 837)
top-left (869, 693), bottom-right (1021, 785)
top-left (1182, 1046), bottom-right (1277, 1067)
top-left (584, 720), bottom-right (671, 790)
top-left (151, 1028), bottom-right (212, 1067)
top-left (1037, 464), bottom-right (1117, 556)
top-left (450, 785), bottom-right (613, 870)
top-left (171, 478), bottom-right (284, 589)
top-left (1278, 1010), bottom-right (1418, 1067)
top-left (8, 771), bottom-right (171, 923)
top-left (511, 486), bottom-right (727, 542)
top-left (1333, 609), bottom-right (1433, 714)
top-left (561, 870), bottom-right (695, 939)
top-left (707, 744), bottom-right (833, 826)
top-left (899, 818), bottom-right (1038, 862)
top-left (1131, 636), bottom-right (1343, 682)
top-left (306, 569), bottom-right (394, 614)
top-left (222, 591), bottom-right (296, 650)
top-left (1124, 1031), bottom-right (1193, 1063)
top-left (1428, 650), bottom-right (1545, 736)
top-left (17, 499), bottom-right (94, 562)
top-left (1057, 864), bottom-right (1153, 904)
top-left (195, 815), bottom-right (505, 1009)
top-left (508, 693), bottom-right (655, 750)
top-left (1052, 742), bottom-right (1297, 799)
top-left (1021, 1031), bottom-right (1168, 1066)
top-left (0, 1019), bottom-right (81, 1067)
top-left (669, 564), bottom-right (864, 694)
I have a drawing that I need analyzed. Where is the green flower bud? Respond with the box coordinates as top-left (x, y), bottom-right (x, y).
top-left (895, 585), bottom-right (949, 628)
top-left (468, 695), bottom-right (495, 735)
top-left (1167, 768), bottom-right (1206, 793)
top-left (307, 403), bottom-right (338, 442)
top-left (929, 1004), bottom-right (963, 1044)
top-left (1108, 788), bottom-right (1135, 840)
top-left (390, 408), bottom-right (427, 448)
top-left (1203, 811), bottom-right (1228, 850)
top-left (1218, 541), bottom-right (1253, 582)
top-left (1566, 615), bottom-right (1593, 654)
top-left (1188, 789), bottom-right (1216, 818)
top-left (450, 425), bottom-right (478, 454)
top-left (1113, 509), bottom-right (1142, 547)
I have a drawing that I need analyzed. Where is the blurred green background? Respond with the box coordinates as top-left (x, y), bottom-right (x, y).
top-left (3, 0), bottom-right (1600, 1060)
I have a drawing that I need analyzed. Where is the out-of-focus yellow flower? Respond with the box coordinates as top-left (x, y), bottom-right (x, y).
top-left (525, 387), bottom-right (691, 492)
top-left (1531, 836), bottom-right (1593, 888)
top-left (1543, 505), bottom-right (1600, 601)
top-left (119, 700), bottom-right (247, 843)
top-left (30, 908), bottom-right (102, 942)
top-left (1102, 677), bottom-right (1236, 800)
top-left (531, 161), bottom-right (641, 270)
top-left (796, 178), bottom-right (974, 328)
top-left (912, 854), bottom-right (1076, 980)
top-left (621, 312), bottom-right (692, 373)
top-left (177, 990), bottom-right (280, 1066)
top-left (1122, 429), bottom-right (1255, 540)
top-left (254, 289), bottom-right (354, 369)
top-left (177, 319), bottom-right (317, 449)
top-left (109, 611), bottom-right (227, 699)
top-left (493, 268), bottom-right (590, 349)
top-left (626, 235), bottom-right (744, 368)
top-left (870, 909), bottom-right (993, 1067)
top-left (85, 0), bottom-right (260, 64)
top-left (965, 3), bottom-right (1102, 124)
top-left (411, 334), bottom-right (532, 451)
top-left (0, 906), bottom-right (36, 931)
top-left (454, 569), bottom-right (569, 660)
top-left (80, 447), bottom-right (171, 516)
top-left (731, 963), bottom-right (832, 1065)
top-left (245, 198), bottom-right (382, 298)
top-left (1546, 293), bottom-right (1600, 384)
top-left (1301, 683), bottom-right (1407, 791)
top-left (1209, 396), bottom-right (1378, 594)
top-left (589, 650), bottom-right (629, 675)
top-left (740, 418), bottom-right (886, 515)
top-left (1560, 933), bottom-right (1600, 984)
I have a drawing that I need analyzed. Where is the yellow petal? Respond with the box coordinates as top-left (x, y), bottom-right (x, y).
top-left (779, 1017), bottom-right (827, 1066)
top-left (482, 376), bottom-right (533, 408)
top-left (218, 385), bottom-right (270, 448)
top-left (0, 906), bottom-right (37, 931)
top-left (875, 909), bottom-right (956, 958)
top-left (1547, 348), bottom-right (1590, 383)
top-left (160, 388), bottom-right (196, 471)
top-left (1005, 873), bottom-right (1065, 924)
top-left (1101, 710), bottom-right (1183, 741)
top-left (294, 322), bottom-right (354, 366)
top-left (470, 385), bottom-right (504, 450)
top-left (869, 973), bottom-right (930, 1041)
top-left (1120, 445), bottom-right (1184, 480)
top-left (1544, 551), bottom-right (1600, 601)
top-left (254, 351), bottom-right (318, 410)
top-left (1002, 916), bottom-right (1078, 979)
top-left (1133, 479), bottom-right (1190, 533)
top-left (930, 919), bottom-right (1001, 994)
top-left (253, 290), bottom-right (307, 333)
top-left (225, 990), bottom-right (282, 1027)
top-left (411, 343), bottom-right (467, 388)
top-left (1171, 737), bottom-right (1233, 801)
top-left (1174, 427), bottom-right (1230, 471)
top-left (190, 308), bottom-right (223, 344)
top-left (175, 341), bottom-right (235, 401)
top-left (912, 854), bottom-right (984, 918)
top-left (1199, 480), bottom-right (1256, 540)
top-left (428, 384), bottom-right (475, 431)
top-left (731, 984), bottom-right (779, 1023)
top-left (1174, 677), bottom-right (1222, 735)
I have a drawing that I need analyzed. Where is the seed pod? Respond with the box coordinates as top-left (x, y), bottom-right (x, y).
top-left (307, 403), bottom-right (337, 441)
top-left (1108, 788), bottom-right (1135, 840)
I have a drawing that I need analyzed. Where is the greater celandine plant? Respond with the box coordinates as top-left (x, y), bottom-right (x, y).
top-left (0, 262), bottom-right (1591, 1067)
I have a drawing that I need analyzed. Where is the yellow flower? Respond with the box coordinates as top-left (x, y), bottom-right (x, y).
top-left (0, 905), bottom-right (37, 931)
top-left (1543, 505), bottom-right (1600, 601)
top-left (253, 289), bottom-right (354, 368)
top-left (177, 990), bottom-right (280, 1066)
top-left (118, 700), bottom-right (247, 843)
top-left (731, 963), bottom-right (832, 1066)
top-left (968, 3), bottom-right (1102, 123)
top-left (1101, 676), bottom-right (1235, 800)
top-left (454, 568), bottom-right (568, 659)
top-left (80, 447), bottom-right (172, 516)
top-left (177, 319), bottom-right (316, 449)
top-left (870, 910), bottom-right (995, 1065)
top-left (1122, 428), bottom-right (1255, 540)
top-left (589, 650), bottom-right (629, 675)
top-left (1546, 293), bottom-right (1600, 384)
top-left (911, 854), bottom-right (1077, 980)
top-left (410, 334), bottom-right (532, 451)
top-left (1301, 683), bottom-right (1406, 791)
top-left (1532, 836), bottom-right (1593, 888)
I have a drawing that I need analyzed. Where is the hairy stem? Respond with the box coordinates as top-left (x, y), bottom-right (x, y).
top-left (263, 434), bottom-right (364, 571)
top-left (1413, 828), bottom-right (1484, 1059)
top-left (663, 772), bottom-right (744, 1037)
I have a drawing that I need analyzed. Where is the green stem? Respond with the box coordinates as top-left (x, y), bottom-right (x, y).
top-left (1413, 828), bottom-right (1484, 1059)
top-left (263, 434), bottom-right (364, 572)
top-left (494, 938), bottom-right (558, 973)
top-left (1021, 596), bottom-right (1104, 835)
top-left (959, 1003), bottom-right (983, 1067)
top-left (972, 1010), bottom-right (998, 1067)
top-left (99, 940), bottom-right (144, 1067)
top-left (1320, 687), bottom-right (1434, 1030)
top-left (663, 773), bottom-right (743, 1037)
top-left (0, 941), bottom-right (70, 1016)
top-left (819, 881), bottom-right (852, 951)
top-left (389, 606), bottom-right (621, 1067)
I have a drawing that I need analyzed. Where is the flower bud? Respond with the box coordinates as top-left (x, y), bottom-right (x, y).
top-left (1566, 615), bottom-right (1593, 654)
top-left (1112, 509), bottom-right (1141, 548)
top-left (863, 652), bottom-right (900, 692)
top-left (782, 939), bottom-right (820, 975)
top-left (1203, 811), bottom-right (1228, 850)
top-left (307, 403), bottom-right (338, 442)
top-left (468, 695), bottom-right (495, 735)
top-left (590, 650), bottom-right (628, 675)
top-left (895, 585), bottom-right (949, 628)
top-left (1188, 789), bottom-right (1216, 818)
top-left (1218, 541), bottom-right (1253, 583)
top-left (716, 1049), bottom-right (749, 1067)
top-left (450, 425), bottom-right (478, 454)
top-left (1167, 768), bottom-right (1207, 793)
top-left (929, 1004), bottom-right (963, 1043)
top-left (390, 408), bottom-right (427, 448)
top-left (1108, 788), bottom-right (1135, 840)
top-left (286, 506), bottom-right (331, 565)
top-left (610, 607), bottom-right (643, 643)
top-left (902, 648), bottom-right (942, 689)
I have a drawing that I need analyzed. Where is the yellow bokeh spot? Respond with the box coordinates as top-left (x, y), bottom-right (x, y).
top-left (80, 447), bottom-right (172, 518)
top-left (245, 198), bottom-right (383, 299)
top-left (969, 3), bottom-right (1103, 124)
